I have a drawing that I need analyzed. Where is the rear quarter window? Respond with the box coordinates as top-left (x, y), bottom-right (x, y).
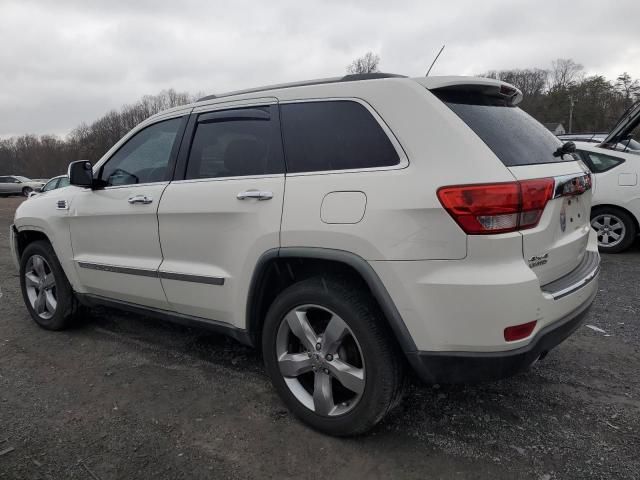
top-left (280, 100), bottom-right (400, 173)
top-left (434, 89), bottom-right (573, 167)
top-left (578, 150), bottom-right (625, 173)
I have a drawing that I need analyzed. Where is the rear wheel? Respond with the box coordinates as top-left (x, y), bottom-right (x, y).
top-left (262, 276), bottom-right (404, 436)
top-left (591, 207), bottom-right (636, 253)
top-left (20, 240), bottom-right (77, 330)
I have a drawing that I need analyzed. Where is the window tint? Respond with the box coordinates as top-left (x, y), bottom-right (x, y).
top-left (0, 177), bottom-right (6, 184)
top-left (280, 101), bottom-right (400, 173)
top-left (99, 117), bottom-right (182, 187)
top-left (579, 151), bottom-right (624, 173)
top-left (434, 90), bottom-right (573, 167)
top-left (186, 107), bottom-right (283, 179)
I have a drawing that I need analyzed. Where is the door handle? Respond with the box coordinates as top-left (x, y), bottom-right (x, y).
top-left (237, 190), bottom-right (273, 201)
top-left (128, 194), bottom-right (153, 205)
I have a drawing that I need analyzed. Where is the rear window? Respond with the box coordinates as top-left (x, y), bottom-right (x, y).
top-left (280, 101), bottom-right (400, 173)
top-left (434, 89), bottom-right (572, 167)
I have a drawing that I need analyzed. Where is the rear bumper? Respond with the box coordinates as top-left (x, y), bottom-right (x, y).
top-left (406, 286), bottom-right (596, 384)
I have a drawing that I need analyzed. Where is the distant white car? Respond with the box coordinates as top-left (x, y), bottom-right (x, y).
top-left (559, 133), bottom-right (640, 153)
top-left (29, 175), bottom-right (70, 198)
top-left (571, 102), bottom-right (640, 253)
top-left (0, 176), bottom-right (46, 197)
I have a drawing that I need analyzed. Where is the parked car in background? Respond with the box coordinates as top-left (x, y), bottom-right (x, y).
top-left (570, 102), bottom-right (640, 253)
top-left (0, 176), bottom-right (46, 197)
top-left (559, 133), bottom-right (640, 153)
top-left (27, 176), bottom-right (70, 199)
top-left (11, 74), bottom-right (599, 435)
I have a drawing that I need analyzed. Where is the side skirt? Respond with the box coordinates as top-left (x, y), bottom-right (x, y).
top-left (75, 293), bottom-right (255, 347)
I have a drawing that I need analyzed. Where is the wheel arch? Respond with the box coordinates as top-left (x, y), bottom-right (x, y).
top-left (245, 247), bottom-right (417, 354)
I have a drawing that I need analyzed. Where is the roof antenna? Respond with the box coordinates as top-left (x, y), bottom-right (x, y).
top-left (425, 45), bottom-right (445, 77)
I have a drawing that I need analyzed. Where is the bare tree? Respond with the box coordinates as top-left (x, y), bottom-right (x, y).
top-left (346, 52), bottom-right (380, 75)
top-left (549, 58), bottom-right (584, 91)
top-left (616, 72), bottom-right (640, 108)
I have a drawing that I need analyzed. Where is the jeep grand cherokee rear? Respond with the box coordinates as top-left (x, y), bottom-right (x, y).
top-left (12, 74), bottom-right (598, 437)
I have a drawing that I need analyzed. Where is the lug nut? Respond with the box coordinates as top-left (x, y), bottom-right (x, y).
top-left (325, 354), bottom-right (333, 361)
top-left (307, 352), bottom-right (312, 358)
top-left (323, 368), bottom-right (329, 374)
top-left (315, 343), bottom-right (322, 351)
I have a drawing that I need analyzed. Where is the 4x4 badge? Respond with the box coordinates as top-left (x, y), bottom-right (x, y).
top-left (528, 253), bottom-right (549, 268)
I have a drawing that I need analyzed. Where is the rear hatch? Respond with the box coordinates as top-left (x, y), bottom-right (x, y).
top-left (431, 82), bottom-right (592, 285)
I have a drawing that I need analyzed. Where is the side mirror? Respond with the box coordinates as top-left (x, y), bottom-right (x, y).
top-left (68, 160), bottom-right (93, 187)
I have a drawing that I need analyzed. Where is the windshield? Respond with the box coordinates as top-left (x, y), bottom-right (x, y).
top-left (434, 90), bottom-right (573, 167)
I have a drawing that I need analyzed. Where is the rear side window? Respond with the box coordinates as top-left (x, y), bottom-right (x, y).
top-left (186, 107), bottom-right (284, 179)
top-left (578, 150), bottom-right (625, 173)
top-left (434, 89), bottom-right (572, 167)
top-left (280, 101), bottom-right (400, 173)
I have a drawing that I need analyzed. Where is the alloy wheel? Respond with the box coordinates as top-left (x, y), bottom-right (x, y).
top-left (591, 214), bottom-right (626, 248)
top-left (276, 304), bottom-right (365, 416)
top-left (24, 255), bottom-right (57, 319)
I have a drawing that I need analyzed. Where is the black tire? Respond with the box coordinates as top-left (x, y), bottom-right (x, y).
top-left (19, 240), bottom-right (77, 330)
top-left (262, 276), bottom-right (405, 436)
top-left (591, 207), bottom-right (637, 254)
top-left (22, 187), bottom-right (33, 197)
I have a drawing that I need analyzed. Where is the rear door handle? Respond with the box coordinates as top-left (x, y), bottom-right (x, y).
top-left (128, 194), bottom-right (153, 205)
top-left (237, 190), bottom-right (273, 201)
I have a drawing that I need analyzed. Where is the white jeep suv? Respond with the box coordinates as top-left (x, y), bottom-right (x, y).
top-left (10, 74), bottom-right (600, 436)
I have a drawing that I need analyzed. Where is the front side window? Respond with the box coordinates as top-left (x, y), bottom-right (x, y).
top-left (99, 117), bottom-right (182, 187)
top-left (578, 151), bottom-right (625, 173)
top-left (57, 177), bottom-right (70, 188)
top-left (280, 101), bottom-right (400, 173)
top-left (186, 107), bottom-right (284, 179)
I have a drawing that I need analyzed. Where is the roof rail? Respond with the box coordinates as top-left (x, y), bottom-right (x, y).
top-left (197, 72), bottom-right (406, 102)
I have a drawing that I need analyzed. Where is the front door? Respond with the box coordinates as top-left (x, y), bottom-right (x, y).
top-left (157, 101), bottom-right (285, 327)
top-left (68, 114), bottom-right (188, 308)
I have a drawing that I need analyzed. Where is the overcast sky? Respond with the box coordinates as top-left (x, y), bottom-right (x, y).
top-left (1, 0), bottom-right (638, 138)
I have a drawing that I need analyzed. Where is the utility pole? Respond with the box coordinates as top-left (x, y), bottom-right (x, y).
top-left (568, 95), bottom-right (576, 134)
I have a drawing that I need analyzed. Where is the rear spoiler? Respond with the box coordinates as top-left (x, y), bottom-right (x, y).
top-left (415, 76), bottom-right (523, 106)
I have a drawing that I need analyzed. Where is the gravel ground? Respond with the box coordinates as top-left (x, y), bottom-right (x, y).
top-left (0, 196), bottom-right (639, 479)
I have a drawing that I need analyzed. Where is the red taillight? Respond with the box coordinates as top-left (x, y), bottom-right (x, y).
top-left (437, 178), bottom-right (554, 234)
top-left (504, 320), bottom-right (537, 342)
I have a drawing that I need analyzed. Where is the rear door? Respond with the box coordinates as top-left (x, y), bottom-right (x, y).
top-left (434, 87), bottom-right (593, 285)
top-left (157, 99), bottom-right (285, 327)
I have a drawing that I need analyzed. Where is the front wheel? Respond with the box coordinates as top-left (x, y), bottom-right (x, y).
top-left (22, 187), bottom-right (33, 197)
top-left (591, 208), bottom-right (637, 253)
top-left (262, 276), bottom-right (404, 436)
top-left (20, 240), bottom-right (77, 330)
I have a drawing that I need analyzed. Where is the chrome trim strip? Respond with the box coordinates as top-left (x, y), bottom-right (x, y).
top-left (77, 261), bottom-right (159, 278)
top-left (543, 264), bottom-right (600, 300)
top-left (77, 261), bottom-right (225, 285)
top-left (158, 271), bottom-right (225, 286)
